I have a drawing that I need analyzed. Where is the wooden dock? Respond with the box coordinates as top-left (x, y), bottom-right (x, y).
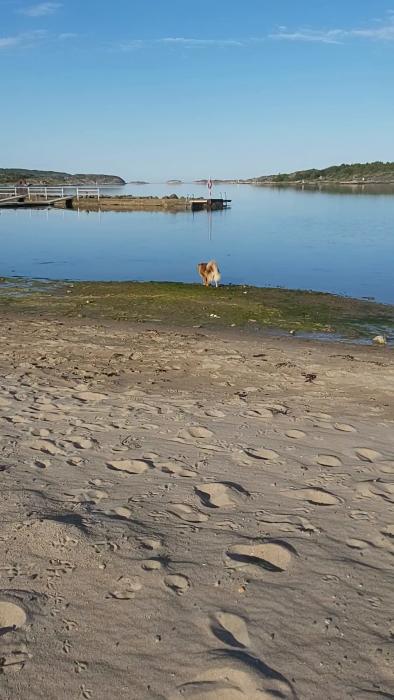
top-left (190, 198), bottom-right (231, 212)
top-left (0, 186), bottom-right (100, 209)
top-left (0, 196), bottom-right (73, 209)
top-left (0, 187), bottom-right (231, 212)
top-left (0, 194), bottom-right (26, 204)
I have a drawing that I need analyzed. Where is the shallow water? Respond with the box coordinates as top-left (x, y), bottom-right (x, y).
top-left (1, 183), bottom-right (393, 303)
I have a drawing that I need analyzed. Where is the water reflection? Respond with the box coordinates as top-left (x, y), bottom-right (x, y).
top-left (0, 183), bottom-right (393, 304)
top-left (257, 183), bottom-right (394, 196)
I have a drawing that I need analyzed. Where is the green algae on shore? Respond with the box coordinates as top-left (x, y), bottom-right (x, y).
top-left (0, 278), bottom-right (393, 340)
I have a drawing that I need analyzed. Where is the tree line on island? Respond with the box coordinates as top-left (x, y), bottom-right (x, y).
top-left (0, 169), bottom-right (125, 186)
top-left (251, 161), bottom-right (394, 184)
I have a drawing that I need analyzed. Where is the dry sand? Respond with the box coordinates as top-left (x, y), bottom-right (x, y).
top-left (0, 316), bottom-right (393, 699)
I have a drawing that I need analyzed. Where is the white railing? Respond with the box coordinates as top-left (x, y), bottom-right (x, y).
top-left (0, 186), bottom-right (101, 200)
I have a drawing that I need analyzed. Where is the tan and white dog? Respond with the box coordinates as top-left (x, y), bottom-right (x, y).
top-left (197, 260), bottom-right (221, 288)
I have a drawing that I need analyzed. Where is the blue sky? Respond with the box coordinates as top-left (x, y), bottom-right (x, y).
top-left (1, 0), bottom-right (394, 180)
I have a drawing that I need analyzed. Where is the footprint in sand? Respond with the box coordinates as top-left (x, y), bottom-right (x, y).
top-left (31, 427), bottom-right (51, 438)
top-left (63, 619), bottom-right (78, 632)
top-left (334, 423), bottom-right (356, 433)
top-left (195, 482), bottom-right (249, 509)
top-left (66, 436), bottom-right (93, 450)
top-left (317, 454), bottom-right (342, 468)
top-left (373, 480), bottom-right (394, 503)
top-left (113, 507), bottom-right (132, 520)
top-left (0, 602), bottom-right (27, 632)
top-left (142, 559), bottom-right (162, 571)
top-left (75, 421), bottom-right (106, 432)
top-left (245, 448), bottom-right (279, 462)
top-left (381, 524), bottom-right (394, 539)
top-left (211, 612), bottom-right (250, 648)
top-left (227, 541), bottom-right (295, 572)
top-left (33, 459), bottom-right (50, 469)
top-left (164, 574), bottom-right (190, 595)
top-left (285, 429), bottom-right (306, 440)
top-left (158, 462), bottom-right (197, 478)
top-left (0, 644), bottom-right (30, 674)
top-left (31, 402), bottom-right (58, 414)
top-left (73, 391), bottom-right (107, 402)
top-left (290, 488), bottom-right (341, 506)
top-left (346, 538), bottom-right (370, 550)
top-left (381, 461), bottom-right (394, 474)
top-left (170, 665), bottom-right (295, 699)
top-left (167, 503), bottom-right (209, 523)
top-left (107, 459), bottom-right (150, 475)
top-left (107, 576), bottom-right (142, 600)
top-left (355, 481), bottom-right (376, 499)
top-left (30, 439), bottom-right (62, 456)
top-left (244, 407), bottom-right (273, 419)
top-left (33, 412), bottom-right (62, 424)
top-left (62, 640), bottom-right (72, 655)
top-left (74, 661), bottom-right (88, 674)
top-left (355, 448), bottom-right (382, 463)
top-left (204, 409), bottom-right (225, 418)
top-left (309, 412), bottom-right (332, 421)
top-left (349, 510), bottom-right (372, 521)
top-left (5, 415), bottom-right (28, 425)
top-left (179, 426), bottom-right (214, 441)
top-left (68, 457), bottom-right (85, 467)
top-left (71, 489), bottom-right (108, 505)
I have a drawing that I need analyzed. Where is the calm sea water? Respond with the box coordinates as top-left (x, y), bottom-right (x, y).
top-left (1, 183), bottom-right (393, 304)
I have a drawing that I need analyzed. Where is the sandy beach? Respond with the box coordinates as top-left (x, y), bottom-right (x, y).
top-left (0, 315), bottom-right (393, 699)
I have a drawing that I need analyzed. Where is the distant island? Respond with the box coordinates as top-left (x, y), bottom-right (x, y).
top-left (5, 161), bottom-right (394, 189)
top-left (0, 168), bottom-right (125, 186)
top-left (193, 178), bottom-right (251, 185)
top-left (250, 161), bottom-right (394, 185)
top-left (192, 162), bottom-right (394, 186)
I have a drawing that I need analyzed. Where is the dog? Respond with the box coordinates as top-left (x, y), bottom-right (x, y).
top-left (197, 260), bottom-right (221, 288)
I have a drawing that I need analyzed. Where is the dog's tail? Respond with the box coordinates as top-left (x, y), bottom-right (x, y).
top-left (206, 260), bottom-right (221, 282)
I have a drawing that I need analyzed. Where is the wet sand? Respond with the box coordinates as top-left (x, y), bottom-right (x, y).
top-left (0, 315), bottom-right (393, 698)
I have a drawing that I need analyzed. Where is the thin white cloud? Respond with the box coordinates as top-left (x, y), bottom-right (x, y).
top-left (270, 14), bottom-right (394, 44)
top-left (0, 36), bottom-right (21, 48)
top-left (118, 14), bottom-right (394, 53)
top-left (19, 2), bottom-right (62, 17)
top-left (0, 29), bottom-right (78, 51)
top-left (0, 29), bottom-right (46, 49)
top-left (58, 32), bottom-right (78, 40)
top-left (270, 29), bottom-right (343, 45)
top-left (350, 24), bottom-right (394, 40)
top-left (161, 37), bottom-right (243, 48)
top-left (119, 37), bottom-right (248, 51)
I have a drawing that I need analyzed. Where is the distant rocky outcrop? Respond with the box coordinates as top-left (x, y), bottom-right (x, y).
top-left (0, 168), bottom-right (126, 185)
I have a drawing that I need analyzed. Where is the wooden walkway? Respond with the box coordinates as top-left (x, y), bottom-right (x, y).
top-left (0, 196), bottom-right (72, 208)
top-left (0, 186), bottom-right (100, 209)
top-left (0, 187), bottom-right (231, 212)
